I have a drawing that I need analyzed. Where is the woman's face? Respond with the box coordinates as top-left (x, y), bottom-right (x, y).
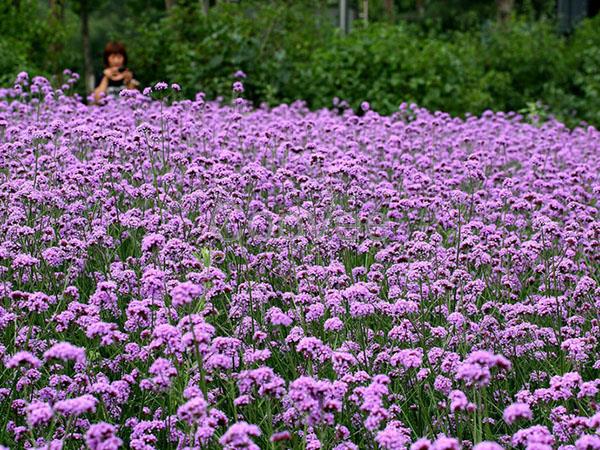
top-left (108, 53), bottom-right (124, 68)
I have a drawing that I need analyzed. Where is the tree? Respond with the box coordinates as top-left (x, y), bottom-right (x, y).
top-left (47, 0), bottom-right (66, 75)
top-left (339, 0), bottom-right (348, 34)
top-left (200, 0), bottom-right (210, 15)
top-left (497, 0), bottom-right (514, 23)
top-left (384, 0), bottom-right (394, 21)
top-left (415, 0), bottom-right (425, 18)
top-left (70, 0), bottom-right (103, 92)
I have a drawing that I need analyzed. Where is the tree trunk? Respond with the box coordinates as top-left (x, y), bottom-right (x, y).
top-left (339, 0), bottom-right (348, 34)
top-left (416, 0), bottom-right (425, 18)
top-left (384, 0), bottom-right (394, 21)
top-left (496, 0), bottom-right (514, 24)
top-left (201, 0), bottom-right (210, 15)
top-left (80, 0), bottom-right (94, 93)
top-left (48, 0), bottom-right (65, 76)
top-left (49, 0), bottom-right (65, 20)
top-left (362, 0), bottom-right (368, 24)
top-left (165, 0), bottom-right (177, 10)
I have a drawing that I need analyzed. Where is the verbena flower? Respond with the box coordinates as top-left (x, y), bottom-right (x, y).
top-left (0, 74), bottom-right (597, 449)
top-left (25, 401), bottom-right (53, 428)
top-left (219, 422), bottom-right (261, 450)
top-left (54, 394), bottom-right (98, 417)
top-left (85, 422), bottom-right (123, 450)
top-left (503, 402), bottom-right (533, 425)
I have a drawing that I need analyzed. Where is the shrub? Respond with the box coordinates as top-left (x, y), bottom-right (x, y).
top-left (548, 15), bottom-right (600, 126)
top-left (1, 1), bottom-right (599, 127)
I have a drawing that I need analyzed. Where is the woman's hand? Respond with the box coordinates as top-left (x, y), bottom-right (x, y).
top-left (103, 67), bottom-right (128, 81)
top-left (103, 67), bottom-right (117, 79)
top-left (123, 70), bottom-right (133, 84)
top-left (99, 67), bottom-right (136, 93)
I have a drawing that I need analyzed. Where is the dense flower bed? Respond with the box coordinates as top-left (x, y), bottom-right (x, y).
top-left (0, 74), bottom-right (599, 450)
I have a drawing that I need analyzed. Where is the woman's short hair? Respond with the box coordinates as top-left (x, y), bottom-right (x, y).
top-left (103, 41), bottom-right (128, 68)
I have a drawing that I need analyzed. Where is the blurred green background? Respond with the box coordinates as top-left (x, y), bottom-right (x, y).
top-left (1, 0), bottom-right (599, 126)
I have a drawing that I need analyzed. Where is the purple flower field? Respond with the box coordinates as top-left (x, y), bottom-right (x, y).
top-left (0, 74), bottom-right (599, 450)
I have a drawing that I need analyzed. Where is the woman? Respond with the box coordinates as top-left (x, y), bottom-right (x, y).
top-left (93, 41), bottom-right (138, 102)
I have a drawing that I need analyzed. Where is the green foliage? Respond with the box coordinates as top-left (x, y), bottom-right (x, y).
top-left (298, 23), bottom-right (490, 115)
top-left (122, 1), bottom-right (334, 104)
top-left (294, 19), bottom-right (575, 119)
top-left (478, 20), bottom-right (569, 113)
top-left (0, 0), bottom-right (81, 86)
top-left (118, 6), bottom-right (600, 127)
top-left (548, 15), bottom-right (600, 126)
top-left (0, 0), bottom-right (46, 84)
top-left (0, 1), bottom-right (599, 127)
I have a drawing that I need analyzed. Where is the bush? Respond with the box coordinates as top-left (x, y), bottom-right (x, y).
top-left (548, 15), bottom-right (600, 126)
top-left (298, 24), bottom-right (491, 115)
top-left (124, 1), bottom-right (334, 104)
top-left (1, 1), bottom-right (599, 127)
top-left (132, 10), bottom-right (581, 124)
top-left (0, 1), bottom-right (82, 88)
top-left (477, 20), bottom-right (569, 114)
top-left (297, 20), bottom-right (570, 119)
top-left (0, 1), bottom-right (45, 84)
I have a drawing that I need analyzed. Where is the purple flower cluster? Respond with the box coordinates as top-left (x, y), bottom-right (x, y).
top-left (0, 74), bottom-right (598, 449)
